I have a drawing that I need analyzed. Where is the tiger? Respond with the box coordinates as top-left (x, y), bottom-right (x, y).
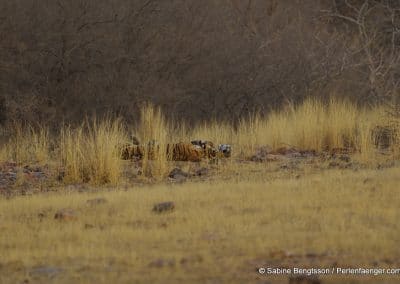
top-left (120, 144), bottom-right (144, 160)
top-left (120, 140), bottom-right (231, 162)
top-left (167, 142), bottom-right (204, 162)
top-left (121, 142), bottom-right (203, 161)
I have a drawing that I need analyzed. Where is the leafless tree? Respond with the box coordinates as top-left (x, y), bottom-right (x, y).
top-left (0, 0), bottom-right (399, 127)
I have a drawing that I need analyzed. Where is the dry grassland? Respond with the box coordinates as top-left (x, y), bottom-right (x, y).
top-left (0, 99), bottom-right (399, 283)
top-left (1, 165), bottom-right (400, 283)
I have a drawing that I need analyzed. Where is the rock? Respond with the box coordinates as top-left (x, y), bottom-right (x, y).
top-left (328, 161), bottom-right (340, 168)
top-left (180, 255), bottom-right (203, 265)
top-left (7, 161), bottom-right (18, 167)
top-left (159, 222), bottom-right (168, 228)
top-left (25, 171), bottom-right (46, 181)
top-left (84, 223), bottom-right (95, 229)
top-left (54, 208), bottom-right (78, 221)
top-left (194, 167), bottom-right (209, 176)
top-left (6, 172), bottom-right (17, 182)
top-left (271, 146), bottom-right (297, 155)
top-left (265, 154), bottom-right (281, 161)
top-left (338, 154), bottom-right (351, 163)
top-left (299, 150), bottom-right (317, 157)
top-left (330, 147), bottom-right (352, 155)
top-left (148, 258), bottom-right (175, 268)
top-left (29, 266), bottom-right (63, 278)
top-left (153, 201), bottom-right (175, 213)
top-left (168, 168), bottom-right (189, 181)
top-left (0, 161), bottom-right (17, 171)
top-left (363, 178), bottom-right (372, 184)
top-left (250, 146), bottom-right (272, 162)
top-left (86, 197), bottom-right (108, 206)
top-left (269, 250), bottom-right (295, 259)
top-left (289, 275), bottom-right (321, 284)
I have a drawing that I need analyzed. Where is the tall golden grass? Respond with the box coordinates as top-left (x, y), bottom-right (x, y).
top-left (135, 103), bottom-right (169, 179)
top-left (0, 122), bottom-right (50, 164)
top-left (0, 99), bottom-right (397, 183)
top-left (232, 98), bottom-right (386, 156)
top-left (60, 118), bottom-right (126, 185)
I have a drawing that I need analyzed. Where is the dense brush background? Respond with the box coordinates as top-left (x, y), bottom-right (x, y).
top-left (0, 0), bottom-right (399, 126)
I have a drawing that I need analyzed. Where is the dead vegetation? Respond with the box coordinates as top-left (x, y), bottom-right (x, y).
top-left (1, 2), bottom-right (400, 283)
top-left (1, 1), bottom-right (399, 125)
top-left (0, 99), bottom-right (398, 189)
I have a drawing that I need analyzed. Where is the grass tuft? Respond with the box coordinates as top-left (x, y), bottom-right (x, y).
top-left (0, 98), bottom-right (398, 181)
top-left (136, 103), bottom-right (169, 179)
top-left (60, 118), bottom-right (126, 185)
top-left (0, 122), bottom-right (50, 164)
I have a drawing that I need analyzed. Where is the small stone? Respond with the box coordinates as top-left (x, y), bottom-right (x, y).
top-left (168, 168), bottom-right (188, 182)
top-left (148, 258), bottom-right (175, 268)
top-left (84, 223), bottom-right (95, 229)
top-left (4, 161), bottom-right (17, 168)
top-left (169, 168), bottom-right (189, 178)
top-left (328, 161), bottom-right (340, 168)
top-left (363, 178), bottom-right (372, 184)
top-left (250, 146), bottom-right (271, 162)
top-left (339, 154), bottom-right (351, 163)
top-left (54, 208), bottom-right (78, 221)
top-left (153, 201), bottom-right (175, 213)
top-left (86, 197), bottom-right (108, 206)
top-left (159, 222), bottom-right (168, 228)
top-left (180, 255), bottom-right (203, 265)
top-left (7, 172), bottom-right (17, 181)
top-left (272, 146), bottom-right (297, 155)
top-left (194, 167), bottom-right (209, 176)
top-left (270, 250), bottom-right (294, 259)
top-left (265, 154), bottom-right (280, 161)
top-left (299, 150), bottom-right (317, 157)
top-left (29, 266), bottom-right (63, 278)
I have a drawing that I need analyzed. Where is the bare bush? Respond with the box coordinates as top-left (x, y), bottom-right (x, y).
top-left (0, 0), bottom-right (399, 126)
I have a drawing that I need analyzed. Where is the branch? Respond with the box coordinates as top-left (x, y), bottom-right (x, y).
top-left (321, 11), bottom-right (360, 26)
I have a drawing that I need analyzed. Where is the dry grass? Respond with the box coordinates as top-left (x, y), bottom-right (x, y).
top-left (0, 99), bottom-right (397, 182)
top-left (1, 165), bottom-right (400, 283)
top-left (164, 99), bottom-right (394, 162)
top-left (0, 100), bottom-right (400, 283)
top-left (201, 98), bottom-right (388, 158)
top-left (135, 103), bottom-right (170, 179)
top-left (0, 122), bottom-right (50, 164)
top-left (59, 118), bottom-right (126, 185)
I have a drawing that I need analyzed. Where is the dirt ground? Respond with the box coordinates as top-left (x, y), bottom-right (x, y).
top-left (1, 153), bottom-right (400, 284)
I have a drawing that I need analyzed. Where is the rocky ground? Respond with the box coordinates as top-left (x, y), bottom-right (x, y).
top-left (0, 146), bottom-right (397, 197)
